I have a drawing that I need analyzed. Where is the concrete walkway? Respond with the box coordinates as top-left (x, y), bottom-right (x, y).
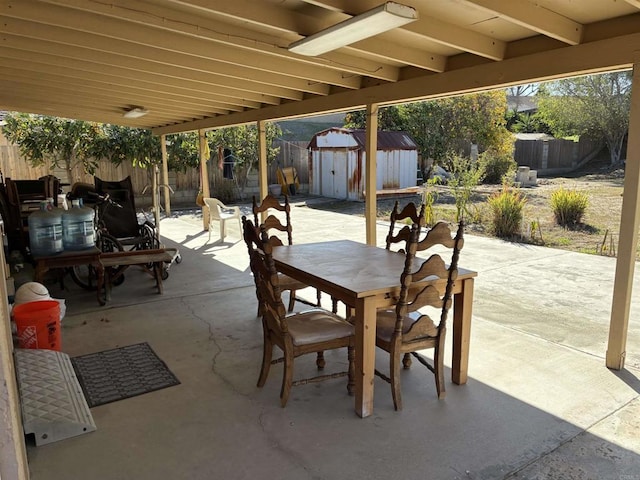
top-left (24, 199), bottom-right (640, 479)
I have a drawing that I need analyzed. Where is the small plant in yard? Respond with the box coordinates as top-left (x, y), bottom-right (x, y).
top-left (447, 155), bottom-right (485, 222)
top-left (487, 185), bottom-right (527, 238)
top-left (421, 177), bottom-right (440, 226)
top-left (550, 187), bottom-right (589, 227)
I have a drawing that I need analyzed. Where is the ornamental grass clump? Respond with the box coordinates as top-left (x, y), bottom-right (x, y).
top-left (487, 185), bottom-right (527, 238)
top-left (550, 187), bottom-right (588, 227)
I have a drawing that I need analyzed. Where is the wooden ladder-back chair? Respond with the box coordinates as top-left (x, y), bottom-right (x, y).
top-left (375, 217), bottom-right (464, 410)
top-left (244, 218), bottom-right (355, 407)
top-left (385, 200), bottom-right (424, 253)
top-left (252, 194), bottom-right (321, 311)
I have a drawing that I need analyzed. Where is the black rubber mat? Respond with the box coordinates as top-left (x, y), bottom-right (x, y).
top-left (71, 342), bottom-right (180, 408)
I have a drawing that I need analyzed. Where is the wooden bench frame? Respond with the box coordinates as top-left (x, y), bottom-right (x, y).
top-left (98, 249), bottom-right (174, 302)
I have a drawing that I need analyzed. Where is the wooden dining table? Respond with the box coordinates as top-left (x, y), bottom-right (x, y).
top-left (271, 239), bottom-right (478, 418)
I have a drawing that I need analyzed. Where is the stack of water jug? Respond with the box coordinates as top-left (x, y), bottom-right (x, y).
top-left (28, 198), bottom-right (95, 257)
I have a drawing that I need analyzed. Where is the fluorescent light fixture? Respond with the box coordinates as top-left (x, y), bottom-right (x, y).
top-left (288, 2), bottom-right (418, 56)
top-left (123, 106), bottom-right (149, 119)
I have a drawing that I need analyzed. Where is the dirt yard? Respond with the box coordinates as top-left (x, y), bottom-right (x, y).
top-left (310, 163), bottom-right (628, 258)
top-left (452, 169), bottom-right (626, 257)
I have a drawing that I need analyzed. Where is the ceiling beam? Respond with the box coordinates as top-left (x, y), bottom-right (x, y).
top-left (154, 31), bottom-right (639, 134)
top-left (1, 35), bottom-right (298, 103)
top-left (1, 82), bottom-right (219, 121)
top-left (301, 0), bottom-right (506, 61)
top-left (0, 72), bottom-right (231, 117)
top-left (464, 0), bottom-right (583, 45)
top-left (32, 0), bottom-right (406, 82)
top-left (0, 55), bottom-right (254, 112)
top-left (163, 0), bottom-right (445, 71)
top-left (1, 17), bottom-right (331, 96)
top-left (2, 1), bottom-right (370, 88)
top-left (0, 94), bottom-right (204, 128)
top-left (0, 46), bottom-right (273, 109)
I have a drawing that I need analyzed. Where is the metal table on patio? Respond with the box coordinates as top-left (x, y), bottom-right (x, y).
top-left (271, 239), bottom-right (477, 418)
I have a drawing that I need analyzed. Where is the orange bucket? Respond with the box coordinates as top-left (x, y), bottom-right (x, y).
top-left (13, 300), bottom-right (61, 351)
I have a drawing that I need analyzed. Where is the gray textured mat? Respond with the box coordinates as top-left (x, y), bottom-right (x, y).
top-left (71, 342), bottom-right (180, 408)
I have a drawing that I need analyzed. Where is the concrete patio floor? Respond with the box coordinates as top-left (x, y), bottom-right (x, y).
top-left (23, 196), bottom-right (640, 480)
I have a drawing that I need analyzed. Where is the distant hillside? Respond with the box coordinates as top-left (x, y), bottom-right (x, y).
top-left (277, 121), bottom-right (344, 142)
top-left (276, 112), bottom-right (347, 141)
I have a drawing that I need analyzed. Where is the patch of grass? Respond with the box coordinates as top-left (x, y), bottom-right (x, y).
top-left (364, 173), bottom-right (630, 259)
top-left (552, 237), bottom-right (572, 246)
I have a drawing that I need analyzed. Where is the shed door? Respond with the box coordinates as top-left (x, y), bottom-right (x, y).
top-left (321, 149), bottom-right (348, 199)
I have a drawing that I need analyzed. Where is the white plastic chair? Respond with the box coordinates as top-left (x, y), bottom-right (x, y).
top-left (203, 197), bottom-right (241, 242)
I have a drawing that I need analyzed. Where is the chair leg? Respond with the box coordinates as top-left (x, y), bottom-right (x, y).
top-left (207, 222), bottom-right (212, 243)
top-left (316, 351), bottom-right (325, 370)
top-left (347, 345), bottom-right (355, 396)
top-left (280, 349), bottom-right (294, 407)
top-left (402, 352), bottom-right (412, 369)
top-left (390, 351), bottom-right (403, 411)
top-left (220, 219), bottom-right (226, 241)
top-left (331, 296), bottom-right (338, 313)
top-left (288, 289), bottom-right (296, 312)
top-left (257, 332), bottom-right (273, 388)
top-left (434, 342), bottom-right (446, 400)
top-left (316, 289), bottom-right (322, 307)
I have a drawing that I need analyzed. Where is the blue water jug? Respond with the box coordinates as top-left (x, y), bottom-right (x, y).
top-left (62, 200), bottom-right (95, 250)
top-left (28, 201), bottom-right (63, 256)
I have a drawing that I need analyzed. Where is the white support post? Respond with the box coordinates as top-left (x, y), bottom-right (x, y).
top-left (258, 120), bottom-right (269, 222)
top-left (160, 134), bottom-right (171, 217)
top-left (607, 61), bottom-right (640, 369)
top-left (365, 103), bottom-right (379, 246)
top-left (199, 129), bottom-right (210, 231)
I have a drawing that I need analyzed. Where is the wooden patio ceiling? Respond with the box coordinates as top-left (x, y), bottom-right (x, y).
top-left (1, 0), bottom-right (639, 135)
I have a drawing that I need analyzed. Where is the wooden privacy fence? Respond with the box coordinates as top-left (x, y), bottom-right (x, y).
top-left (0, 139), bottom-right (311, 205)
top-left (514, 136), bottom-right (602, 174)
top-left (0, 143), bottom-right (201, 205)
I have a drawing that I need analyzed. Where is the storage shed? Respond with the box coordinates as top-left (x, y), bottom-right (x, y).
top-left (308, 128), bottom-right (418, 200)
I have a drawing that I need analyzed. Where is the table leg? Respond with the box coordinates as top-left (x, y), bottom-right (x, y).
top-left (96, 263), bottom-right (106, 306)
top-left (452, 277), bottom-right (474, 385)
top-left (354, 295), bottom-right (376, 418)
top-left (34, 262), bottom-right (47, 284)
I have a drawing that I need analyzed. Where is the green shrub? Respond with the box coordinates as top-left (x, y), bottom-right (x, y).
top-left (550, 187), bottom-right (588, 226)
top-left (478, 149), bottom-right (517, 184)
top-left (447, 155), bottom-right (485, 222)
top-left (213, 178), bottom-right (237, 204)
top-left (487, 185), bottom-right (527, 238)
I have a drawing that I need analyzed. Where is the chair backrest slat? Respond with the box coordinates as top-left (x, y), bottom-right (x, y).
top-left (242, 216), bottom-right (288, 332)
top-left (253, 194), bottom-right (293, 246)
top-left (386, 201), bottom-right (426, 253)
top-left (394, 218), bottom-right (464, 340)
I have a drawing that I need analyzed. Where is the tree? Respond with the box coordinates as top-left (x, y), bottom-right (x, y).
top-left (99, 125), bottom-right (162, 169)
top-left (2, 113), bottom-right (103, 184)
top-left (1, 113), bottom-right (209, 183)
top-left (343, 91), bottom-right (512, 168)
top-left (207, 123), bottom-right (282, 197)
top-left (536, 72), bottom-right (632, 166)
top-left (343, 107), bottom-right (405, 131)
